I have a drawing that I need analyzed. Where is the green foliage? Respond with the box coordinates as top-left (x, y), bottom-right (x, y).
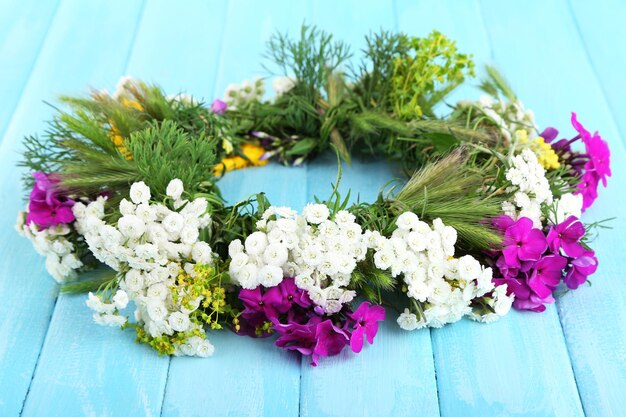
top-left (389, 31), bottom-right (475, 119)
top-left (265, 24), bottom-right (351, 101)
top-left (392, 150), bottom-right (504, 250)
top-left (127, 120), bottom-right (219, 199)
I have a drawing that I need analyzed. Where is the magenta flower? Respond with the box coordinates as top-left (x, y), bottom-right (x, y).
top-left (527, 255), bottom-right (567, 299)
top-left (311, 320), bottom-right (350, 366)
top-left (577, 171), bottom-right (600, 210)
top-left (572, 113), bottom-right (611, 187)
top-left (26, 172), bottom-right (75, 228)
top-left (277, 278), bottom-right (312, 312)
top-left (211, 99), bottom-right (227, 115)
top-left (546, 216), bottom-right (585, 258)
top-left (494, 277), bottom-right (555, 312)
top-left (348, 302), bottom-right (385, 353)
top-left (501, 217), bottom-right (547, 268)
top-left (273, 317), bottom-right (320, 355)
top-left (564, 251), bottom-right (598, 289)
top-left (238, 286), bottom-right (283, 320)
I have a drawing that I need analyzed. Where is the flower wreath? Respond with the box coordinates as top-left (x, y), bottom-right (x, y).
top-left (17, 27), bottom-right (611, 365)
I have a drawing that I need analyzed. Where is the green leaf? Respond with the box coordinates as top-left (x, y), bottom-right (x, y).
top-left (285, 137), bottom-right (317, 156)
top-left (426, 132), bottom-right (459, 153)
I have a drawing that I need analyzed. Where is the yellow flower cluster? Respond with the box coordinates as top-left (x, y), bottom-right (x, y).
top-left (171, 264), bottom-right (226, 330)
top-left (108, 98), bottom-right (143, 160)
top-left (214, 143), bottom-right (268, 176)
top-left (516, 130), bottom-right (560, 170)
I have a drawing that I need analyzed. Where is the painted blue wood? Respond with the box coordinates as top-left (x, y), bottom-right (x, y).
top-left (0, 1), bottom-right (171, 417)
top-left (395, 2), bottom-right (585, 416)
top-left (568, 0), bottom-right (626, 149)
top-left (479, 1), bottom-right (626, 416)
top-left (0, 0), bottom-right (60, 142)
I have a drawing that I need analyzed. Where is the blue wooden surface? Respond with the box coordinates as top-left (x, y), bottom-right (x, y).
top-left (1, 1), bottom-right (625, 416)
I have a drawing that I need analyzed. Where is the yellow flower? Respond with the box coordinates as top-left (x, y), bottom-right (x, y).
top-left (120, 97), bottom-right (143, 111)
top-left (514, 130), bottom-right (560, 170)
top-left (214, 143), bottom-right (268, 176)
top-left (109, 123), bottom-right (132, 160)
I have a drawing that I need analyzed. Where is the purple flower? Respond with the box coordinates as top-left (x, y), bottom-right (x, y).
top-left (546, 216), bottom-right (585, 258)
top-left (564, 251), bottom-right (598, 289)
top-left (527, 255), bottom-right (567, 299)
top-left (348, 302), bottom-right (385, 353)
top-left (311, 320), bottom-right (350, 366)
top-left (577, 171), bottom-right (600, 210)
top-left (501, 217), bottom-right (547, 268)
top-left (26, 172), bottom-right (75, 228)
top-left (238, 286), bottom-right (283, 320)
top-left (273, 316), bottom-right (320, 355)
top-left (494, 277), bottom-right (554, 312)
top-left (540, 127), bottom-right (559, 142)
top-left (583, 133), bottom-right (612, 187)
top-left (210, 99), bottom-right (227, 115)
top-left (277, 278), bottom-right (312, 312)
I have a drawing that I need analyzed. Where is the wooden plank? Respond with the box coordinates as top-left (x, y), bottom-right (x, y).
top-left (160, 1), bottom-right (310, 416)
top-left (0, 0), bottom-right (60, 142)
top-left (299, 4), bottom-right (440, 415)
top-left (0, 1), bottom-right (172, 417)
top-left (395, 1), bottom-right (585, 416)
top-left (479, 1), bottom-right (626, 416)
top-left (568, 0), bottom-right (626, 148)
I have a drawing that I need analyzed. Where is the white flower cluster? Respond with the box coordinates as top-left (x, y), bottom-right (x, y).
top-left (15, 214), bottom-right (83, 283)
top-left (228, 204), bottom-right (366, 314)
top-left (364, 212), bottom-right (512, 329)
top-left (74, 180), bottom-right (215, 357)
top-left (548, 193), bottom-right (583, 225)
top-left (271, 76), bottom-right (296, 98)
top-left (223, 77), bottom-right (265, 109)
top-left (502, 148), bottom-right (553, 227)
top-left (466, 95), bottom-right (537, 142)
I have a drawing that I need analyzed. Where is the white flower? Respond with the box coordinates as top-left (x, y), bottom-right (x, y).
top-left (458, 255), bottom-right (482, 281)
top-left (493, 284), bottom-right (514, 316)
top-left (119, 199), bottom-right (135, 216)
top-left (272, 76), bottom-right (296, 96)
top-left (245, 231), bottom-right (268, 255)
top-left (146, 300), bottom-right (168, 322)
top-left (118, 215), bottom-right (146, 239)
top-left (94, 313), bottom-right (127, 327)
top-left (263, 243), bottom-right (289, 266)
top-left (135, 204), bottom-right (157, 223)
top-left (163, 212), bottom-right (184, 234)
top-left (113, 290), bottom-right (129, 309)
top-left (191, 241), bottom-right (213, 264)
top-left (166, 179), bottom-right (185, 201)
top-left (195, 338), bottom-right (215, 357)
top-left (373, 249), bottom-right (395, 270)
top-left (397, 309), bottom-right (422, 331)
top-left (397, 212), bottom-right (419, 230)
top-left (228, 240), bottom-right (244, 257)
top-left (334, 210), bottom-right (356, 226)
top-left (168, 311), bottom-right (191, 332)
top-left (302, 203), bottom-right (329, 224)
top-left (124, 270), bottom-right (144, 292)
top-left (129, 181), bottom-right (151, 204)
top-left (258, 265), bottom-right (283, 287)
top-left (179, 226), bottom-right (200, 245)
top-left (237, 264), bottom-right (259, 289)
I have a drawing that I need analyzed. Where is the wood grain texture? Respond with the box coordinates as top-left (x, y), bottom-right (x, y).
top-left (0, 0), bottom-right (60, 142)
top-left (479, 1), bottom-right (626, 416)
